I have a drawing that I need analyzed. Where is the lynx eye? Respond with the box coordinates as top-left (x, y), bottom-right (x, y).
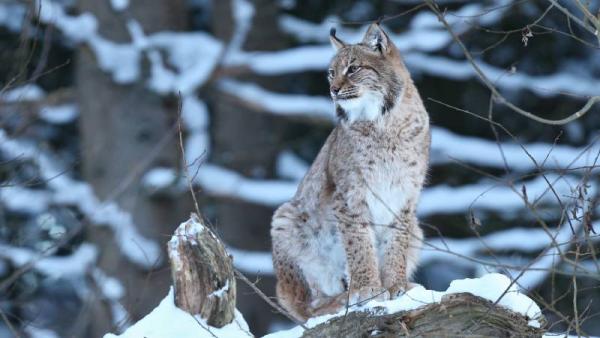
top-left (327, 68), bottom-right (335, 78)
top-left (347, 65), bottom-right (360, 74)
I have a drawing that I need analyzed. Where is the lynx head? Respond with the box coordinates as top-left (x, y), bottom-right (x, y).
top-left (328, 23), bottom-right (406, 123)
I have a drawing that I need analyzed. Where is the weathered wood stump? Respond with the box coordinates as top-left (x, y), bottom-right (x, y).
top-left (167, 213), bottom-right (236, 328)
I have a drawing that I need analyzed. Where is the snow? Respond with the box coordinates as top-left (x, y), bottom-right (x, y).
top-left (215, 83), bottom-right (600, 171)
top-left (0, 84), bottom-right (45, 102)
top-left (228, 42), bottom-right (598, 99)
top-left (110, 0), bottom-right (129, 11)
top-left (169, 217), bottom-right (206, 270)
top-left (92, 268), bottom-right (131, 329)
top-left (279, 0), bottom-right (509, 50)
top-left (182, 96), bottom-right (210, 131)
top-left (0, 130), bottom-right (162, 269)
top-left (142, 167), bottom-right (178, 190)
top-left (0, 186), bottom-right (51, 214)
top-left (405, 52), bottom-right (600, 97)
top-left (24, 326), bottom-right (60, 338)
top-left (419, 174), bottom-right (580, 217)
top-left (430, 126), bottom-right (600, 170)
top-left (89, 36), bottom-right (140, 83)
top-left (104, 288), bottom-right (252, 338)
top-left (106, 274), bottom-right (542, 338)
top-left (266, 273), bottom-right (542, 338)
top-left (276, 151), bottom-right (309, 181)
top-left (194, 164), bottom-right (298, 207)
top-left (0, 243), bottom-right (98, 278)
top-left (208, 280), bottom-right (230, 298)
top-left (38, 103), bottom-right (78, 124)
top-left (227, 246), bottom-right (274, 275)
top-left (93, 268), bottom-right (125, 300)
top-left (36, 0), bottom-right (222, 92)
top-left (179, 95), bottom-right (211, 177)
top-left (147, 32), bottom-right (223, 94)
top-left (218, 79), bottom-right (333, 121)
top-left (193, 158), bottom-right (582, 217)
top-left (223, 0), bottom-right (255, 63)
top-left (0, 2), bottom-right (27, 32)
top-left (445, 274), bottom-right (541, 321)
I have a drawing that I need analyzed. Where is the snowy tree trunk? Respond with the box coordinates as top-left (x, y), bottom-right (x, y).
top-left (300, 293), bottom-right (544, 338)
top-left (168, 214), bottom-right (236, 328)
top-left (75, 0), bottom-right (191, 335)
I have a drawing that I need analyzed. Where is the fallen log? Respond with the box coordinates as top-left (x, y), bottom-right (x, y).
top-left (299, 293), bottom-right (544, 338)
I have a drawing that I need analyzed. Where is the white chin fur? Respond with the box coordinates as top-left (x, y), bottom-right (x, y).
top-left (336, 92), bottom-right (383, 123)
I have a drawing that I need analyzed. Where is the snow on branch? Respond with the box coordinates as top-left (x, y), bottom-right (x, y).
top-left (279, 0), bottom-right (509, 48)
top-left (35, 0), bottom-right (223, 93)
top-left (0, 130), bottom-right (162, 269)
top-left (217, 79), bottom-right (333, 122)
top-left (227, 45), bottom-right (599, 98)
top-left (0, 243), bottom-right (97, 278)
top-left (0, 1), bottom-right (27, 32)
top-left (188, 152), bottom-right (586, 222)
top-left (216, 80), bottom-right (600, 170)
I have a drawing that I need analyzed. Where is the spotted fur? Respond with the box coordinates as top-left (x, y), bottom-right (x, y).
top-left (271, 23), bottom-right (430, 321)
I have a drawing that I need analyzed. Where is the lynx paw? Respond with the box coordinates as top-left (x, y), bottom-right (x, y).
top-left (351, 286), bottom-right (390, 305)
top-left (388, 282), bottom-right (420, 298)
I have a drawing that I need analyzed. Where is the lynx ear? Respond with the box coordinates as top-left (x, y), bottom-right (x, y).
top-left (362, 23), bottom-right (391, 54)
top-left (329, 27), bottom-right (346, 51)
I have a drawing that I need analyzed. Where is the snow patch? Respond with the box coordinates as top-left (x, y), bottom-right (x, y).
top-left (208, 280), bottom-right (229, 299)
top-left (0, 130), bottom-right (162, 269)
top-left (39, 104), bottom-right (78, 124)
top-left (169, 217), bottom-right (206, 271)
top-left (0, 243), bottom-right (98, 278)
top-left (142, 167), bottom-right (178, 190)
top-left (110, 0), bottom-right (129, 11)
top-left (104, 288), bottom-right (252, 338)
top-left (267, 273), bottom-right (543, 338)
top-left (1, 84), bottom-right (45, 102)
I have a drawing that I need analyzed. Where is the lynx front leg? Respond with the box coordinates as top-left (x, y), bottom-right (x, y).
top-left (380, 212), bottom-right (423, 298)
top-left (333, 196), bottom-right (388, 305)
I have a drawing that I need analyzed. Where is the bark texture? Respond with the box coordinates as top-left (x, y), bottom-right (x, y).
top-left (168, 214), bottom-right (236, 328)
top-left (301, 293), bottom-right (544, 338)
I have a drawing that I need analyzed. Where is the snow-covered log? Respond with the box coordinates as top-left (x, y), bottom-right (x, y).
top-left (289, 293), bottom-right (543, 337)
top-left (168, 214), bottom-right (237, 328)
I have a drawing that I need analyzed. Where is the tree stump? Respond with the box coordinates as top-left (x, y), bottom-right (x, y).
top-left (167, 213), bottom-right (236, 328)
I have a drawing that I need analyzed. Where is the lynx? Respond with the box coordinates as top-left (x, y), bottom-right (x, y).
top-left (271, 23), bottom-right (430, 321)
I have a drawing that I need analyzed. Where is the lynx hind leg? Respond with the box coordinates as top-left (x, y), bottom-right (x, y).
top-left (274, 257), bottom-right (311, 322)
top-left (271, 203), bottom-right (311, 321)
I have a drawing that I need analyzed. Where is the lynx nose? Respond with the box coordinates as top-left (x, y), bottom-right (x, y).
top-left (330, 86), bottom-right (340, 96)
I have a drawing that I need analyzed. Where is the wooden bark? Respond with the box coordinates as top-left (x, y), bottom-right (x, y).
top-left (168, 214), bottom-right (236, 328)
top-left (75, 0), bottom-right (191, 335)
top-left (301, 293), bottom-right (544, 338)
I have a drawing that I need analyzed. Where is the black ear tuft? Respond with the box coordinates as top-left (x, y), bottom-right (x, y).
top-left (329, 27), bottom-right (346, 50)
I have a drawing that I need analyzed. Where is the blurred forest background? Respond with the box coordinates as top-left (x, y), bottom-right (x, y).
top-left (1, 0), bottom-right (600, 337)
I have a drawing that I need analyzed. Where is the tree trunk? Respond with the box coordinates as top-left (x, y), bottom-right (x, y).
top-left (75, 0), bottom-right (190, 335)
top-left (210, 0), bottom-right (293, 335)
